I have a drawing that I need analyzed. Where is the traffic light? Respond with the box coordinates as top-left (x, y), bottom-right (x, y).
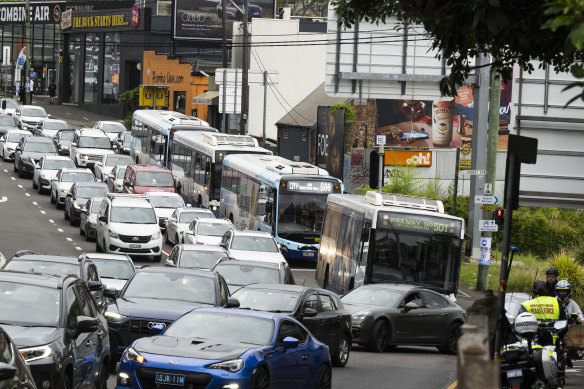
top-left (495, 208), bottom-right (505, 226)
top-left (369, 151), bottom-right (379, 189)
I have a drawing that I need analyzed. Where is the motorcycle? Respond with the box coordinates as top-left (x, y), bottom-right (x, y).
top-left (501, 312), bottom-right (568, 389)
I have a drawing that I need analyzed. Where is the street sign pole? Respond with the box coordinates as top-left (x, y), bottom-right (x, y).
top-left (469, 53), bottom-right (490, 290)
top-left (376, 135), bottom-right (385, 193)
top-left (24, 0), bottom-right (31, 105)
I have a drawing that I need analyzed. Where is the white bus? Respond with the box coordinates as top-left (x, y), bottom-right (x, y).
top-left (170, 132), bottom-right (272, 213)
top-left (219, 154), bottom-right (343, 261)
top-left (130, 109), bottom-right (216, 167)
top-left (315, 191), bottom-right (466, 295)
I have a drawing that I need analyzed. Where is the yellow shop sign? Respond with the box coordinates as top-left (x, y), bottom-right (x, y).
top-left (73, 14), bottom-right (129, 28)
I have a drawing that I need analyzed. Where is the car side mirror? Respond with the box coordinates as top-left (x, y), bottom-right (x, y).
top-left (404, 301), bottom-right (419, 311)
top-left (165, 259), bottom-right (176, 267)
top-left (70, 142), bottom-right (77, 147)
top-left (279, 245), bottom-right (289, 254)
top-left (225, 297), bottom-right (240, 308)
top-left (112, 144), bottom-right (119, 149)
top-left (103, 288), bottom-right (118, 299)
top-left (87, 280), bottom-right (104, 291)
top-left (169, 217), bottom-right (177, 223)
top-left (15, 146), bottom-right (21, 151)
top-left (302, 307), bottom-right (318, 318)
top-left (124, 181), bottom-right (132, 187)
top-left (98, 215), bottom-right (108, 222)
top-left (0, 362), bottom-right (17, 381)
top-left (281, 336), bottom-right (300, 349)
top-left (150, 324), bottom-right (165, 335)
top-left (75, 316), bottom-right (98, 334)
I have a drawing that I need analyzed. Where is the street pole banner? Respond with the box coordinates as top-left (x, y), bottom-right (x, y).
top-left (479, 237), bottom-right (492, 265)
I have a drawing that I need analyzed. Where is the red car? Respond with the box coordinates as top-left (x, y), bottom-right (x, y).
top-left (122, 164), bottom-right (176, 194)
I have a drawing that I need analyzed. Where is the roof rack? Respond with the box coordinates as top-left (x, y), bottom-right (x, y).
top-left (106, 193), bottom-right (149, 200)
top-left (265, 156), bottom-right (323, 175)
top-left (364, 191), bottom-right (444, 213)
top-left (202, 133), bottom-right (257, 147)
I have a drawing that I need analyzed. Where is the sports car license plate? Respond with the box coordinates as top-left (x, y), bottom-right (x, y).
top-left (129, 244), bottom-right (141, 249)
top-left (155, 372), bottom-right (185, 386)
top-left (506, 369), bottom-right (522, 378)
top-left (302, 252), bottom-right (314, 257)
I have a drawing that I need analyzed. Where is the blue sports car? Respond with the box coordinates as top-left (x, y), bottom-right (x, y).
top-left (115, 307), bottom-right (332, 389)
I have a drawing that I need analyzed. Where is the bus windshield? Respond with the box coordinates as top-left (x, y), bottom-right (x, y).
top-left (277, 192), bottom-right (327, 240)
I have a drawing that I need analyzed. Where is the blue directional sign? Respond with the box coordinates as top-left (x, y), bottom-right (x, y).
top-left (475, 195), bottom-right (499, 205)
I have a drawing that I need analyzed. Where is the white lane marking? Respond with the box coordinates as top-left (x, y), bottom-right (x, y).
top-left (83, 117), bottom-right (89, 121)
top-left (458, 290), bottom-right (471, 298)
top-left (17, 184), bottom-right (22, 189)
top-left (40, 210), bottom-right (46, 214)
top-left (10, 177), bottom-right (15, 180)
top-left (49, 219), bottom-right (55, 224)
top-left (3, 169), bottom-right (7, 173)
top-left (25, 193), bottom-right (30, 197)
top-left (0, 196), bottom-right (6, 203)
top-left (75, 247), bottom-right (82, 251)
top-left (0, 250), bottom-right (5, 267)
top-left (66, 237), bottom-right (73, 242)
top-left (58, 228), bottom-right (64, 232)
top-left (32, 201), bottom-right (38, 205)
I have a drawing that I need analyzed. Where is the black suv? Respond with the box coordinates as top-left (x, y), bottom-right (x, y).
top-left (104, 267), bottom-right (238, 368)
top-left (0, 272), bottom-right (110, 389)
top-left (0, 326), bottom-right (37, 389)
top-left (52, 130), bottom-right (74, 156)
top-left (64, 182), bottom-right (109, 226)
top-left (13, 136), bottom-right (58, 178)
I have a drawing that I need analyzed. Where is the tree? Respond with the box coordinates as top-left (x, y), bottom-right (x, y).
top-left (331, 0), bottom-right (584, 100)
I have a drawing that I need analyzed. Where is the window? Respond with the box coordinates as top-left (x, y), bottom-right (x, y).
top-left (422, 291), bottom-right (448, 308)
top-left (320, 294), bottom-right (337, 311)
top-left (0, 331), bottom-right (12, 363)
top-left (103, 33), bottom-right (120, 103)
top-left (277, 320), bottom-right (308, 347)
top-left (66, 287), bottom-right (81, 330)
top-left (74, 284), bottom-right (95, 317)
top-left (219, 277), bottom-right (229, 305)
top-left (402, 292), bottom-right (422, 307)
top-left (86, 264), bottom-right (100, 282)
top-left (84, 34), bottom-right (99, 103)
top-left (303, 293), bottom-right (320, 312)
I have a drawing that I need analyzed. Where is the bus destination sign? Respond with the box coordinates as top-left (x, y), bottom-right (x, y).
top-left (286, 181), bottom-right (334, 193)
top-left (377, 212), bottom-right (462, 237)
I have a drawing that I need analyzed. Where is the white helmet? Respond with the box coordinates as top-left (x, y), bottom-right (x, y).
top-left (514, 312), bottom-right (539, 336)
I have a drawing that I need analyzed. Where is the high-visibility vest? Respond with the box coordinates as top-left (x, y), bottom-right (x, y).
top-left (521, 296), bottom-right (561, 324)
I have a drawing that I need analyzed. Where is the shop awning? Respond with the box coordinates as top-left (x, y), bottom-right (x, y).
top-left (192, 91), bottom-right (219, 105)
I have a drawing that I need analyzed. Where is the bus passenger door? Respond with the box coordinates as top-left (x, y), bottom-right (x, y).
top-left (258, 185), bottom-right (276, 235)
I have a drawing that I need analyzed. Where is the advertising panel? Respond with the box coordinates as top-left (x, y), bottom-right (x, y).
top-left (384, 150), bottom-right (432, 166)
top-left (66, 8), bottom-right (144, 32)
top-left (0, 2), bottom-right (64, 24)
top-left (374, 75), bottom-right (512, 150)
top-left (174, 0), bottom-right (275, 40)
top-left (317, 106), bottom-right (345, 182)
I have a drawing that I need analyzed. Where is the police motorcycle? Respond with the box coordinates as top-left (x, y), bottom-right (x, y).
top-left (500, 312), bottom-right (568, 389)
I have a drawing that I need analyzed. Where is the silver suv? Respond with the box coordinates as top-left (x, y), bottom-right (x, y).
top-left (70, 128), bottom-right (116, 168)
top-left (95, 194), bottom-right (162, 262)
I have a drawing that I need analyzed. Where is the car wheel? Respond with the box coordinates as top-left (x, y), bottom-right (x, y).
top-left (80, 224), bottom-right (85, 236)
top-left (438, 322), bottom-right (462, 355)
top-left (367, 320), bottom-right (389, 353)
top-left (165, 232), bottom-right (172, 245)
top-left (37, 182), bottom-right (44, 194)
top-left (314, 364), bottom-right (332, 389)
top-left (332, 333), bottom-right (351, 367)
top-left (61, 372), bottom-right (72, 389)
top-left (50, 191), bottom-right (55, 204)
top-left (152, 254), bottom-right (162, 263)
top-left (17, 163), bottom-right (24, 178)
top-left (13, 161), bottom-right (17, 172)
top-left (32, 178), bottom-right (38, 189)
top-left (109, 360), bottom-right (118, 375)
top-left (250, 367), bottom-right (269, 389)
top-left (96, 239), bottom-right (103, 253)
top-left (97, 359), bottom-right (108, 389)
top-left (64, 208), bottom-right (70, 220)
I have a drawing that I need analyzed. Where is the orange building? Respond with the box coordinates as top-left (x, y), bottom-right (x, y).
top-left (141, 51), bottom-right (209, 121)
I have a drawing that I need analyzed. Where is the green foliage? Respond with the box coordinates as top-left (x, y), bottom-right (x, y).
top-left (117, 87), bottom-right (140, 130)
top-left (574, 243), bottom-right (584, 266)
top-left (355, 165), bottom-right (444, 199)
top-left (546, 251), bottom-right (584, 306)
top-left (332, 103), bottom-right (355, 122)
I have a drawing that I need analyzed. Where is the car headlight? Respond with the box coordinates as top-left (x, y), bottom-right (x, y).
top-left (81, 154), bottom-right (88, 160)
top-left (351, 310), bottom-right (371, 324)
top-left (22, 124), bottom-right (29, 129)
top-left (108, 230), bottom-right (119, 239)
top-left (151, 231), bottom-right (161, 240)
top-left (61, 146), bottom-right (69, 150)
top-left (73, 203), bottom-right (82, 209)
top-left (104, 311), bottom-right (126, 322)
top-left (208, 359), bottom-right (243, 373)
top-left (62, 189), bottom-right (69, 194)
top-left (20, 344), bottom-right (53, 362)
top-left (123, 347), bottom-right (146, 363)
top-left (7, 147), bottom-right (13, 152)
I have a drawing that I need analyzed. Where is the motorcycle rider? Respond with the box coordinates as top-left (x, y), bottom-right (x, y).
top-left (520, 280), bottom-right (567, 332)
top-left (543, 267), bottom-right (559, 297)
top-left (556, 280), bottom-right (584, 368)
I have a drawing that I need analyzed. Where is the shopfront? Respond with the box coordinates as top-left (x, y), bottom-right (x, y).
top-left (0, 1), bottom-right (64, 95)
top-left (141, 51), bottom-right (209, 120)
top-left (61, 6), bottom-right (148, 117)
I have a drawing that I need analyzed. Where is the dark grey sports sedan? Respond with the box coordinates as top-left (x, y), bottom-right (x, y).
top-left (341, 283), bottom-right (466, 354)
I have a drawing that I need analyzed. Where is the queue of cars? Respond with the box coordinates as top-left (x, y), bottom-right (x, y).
top-left (0, 105), bottom-right (468, 389)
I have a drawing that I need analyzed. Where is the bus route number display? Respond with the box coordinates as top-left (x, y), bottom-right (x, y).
top-left (287, 181), bottom-right (334, 193)
top-left (377, 212), bottom-right (462, 237)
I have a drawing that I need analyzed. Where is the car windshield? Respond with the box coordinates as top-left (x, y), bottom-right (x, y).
top-left (214, 263), bottom-right (280, 286)
top-left (102, 123), bottom-right (125, 133)
top-left (197, 222), bottom-right (232, 237)
top-left (135, 172), bottom-right (174, 187)
top-left (0, 282), bottom-right (60, 327)
top-left (59, 132), bottom-right (74, 140)
top-left (25, 141), bottom-right (56, 153)
top-left (233, 288), bottom-right (299, 313)
top-left (341, 287), bottom-right (403, 308)
top-left (149, 196), bottom-right (184, 208)
top-left (20, 107), bottom-right (47, 117)
top-left (61, 172), bottom-right (94, 182)
top-left (0, 117), bottom-right (15, 126)
top-left (44, 159), bottom-right (75, 170)
top-left (165, 311), bottom-right (273, 345)
top-left (179, 211), bottom-right (212, 223)
top-left (110, 206), bottom-right (157, 224)
top-left (277, 192), bottom-right (328, 241)
top-left (3, 260), bottom-right (80, 278)
top-left (178, 250), bottom-right (225, 270)
top-left (44, 121), bottom-right (69, 130)
top-left (105, 155), bottom-right (132, 166)
top-left (6, 133), bottom-right (26, 142)
top-left (88, 258), bottom-right (134, 280)
top-left (231, 236), bottom-right (278, 252)
top-left (78, 136), bottom-right (111, 149)
top-left (123, 272), bottom-right (216, 304)
top-left (3, 100), bottom-right (18, 109)
top-left (116, 168), bottom-right (127, 179)
top-left (76, 187), bottom-right (108, 198)
top-left (90, 200), bottom-right (103, 213)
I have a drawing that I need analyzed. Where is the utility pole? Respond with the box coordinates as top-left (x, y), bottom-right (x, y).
top-left (468, 53), bottom-right (490, 291)
top-left (24, 0), bottom-right (31, 105)
top-left (239, 1), bottom-right (249, 135)
top-left (476, 68), bottom-right (501, 290)
top-left (221, 0), bottom-right (227, 68)
top-left (262, 70), bottom-right (267, 148)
